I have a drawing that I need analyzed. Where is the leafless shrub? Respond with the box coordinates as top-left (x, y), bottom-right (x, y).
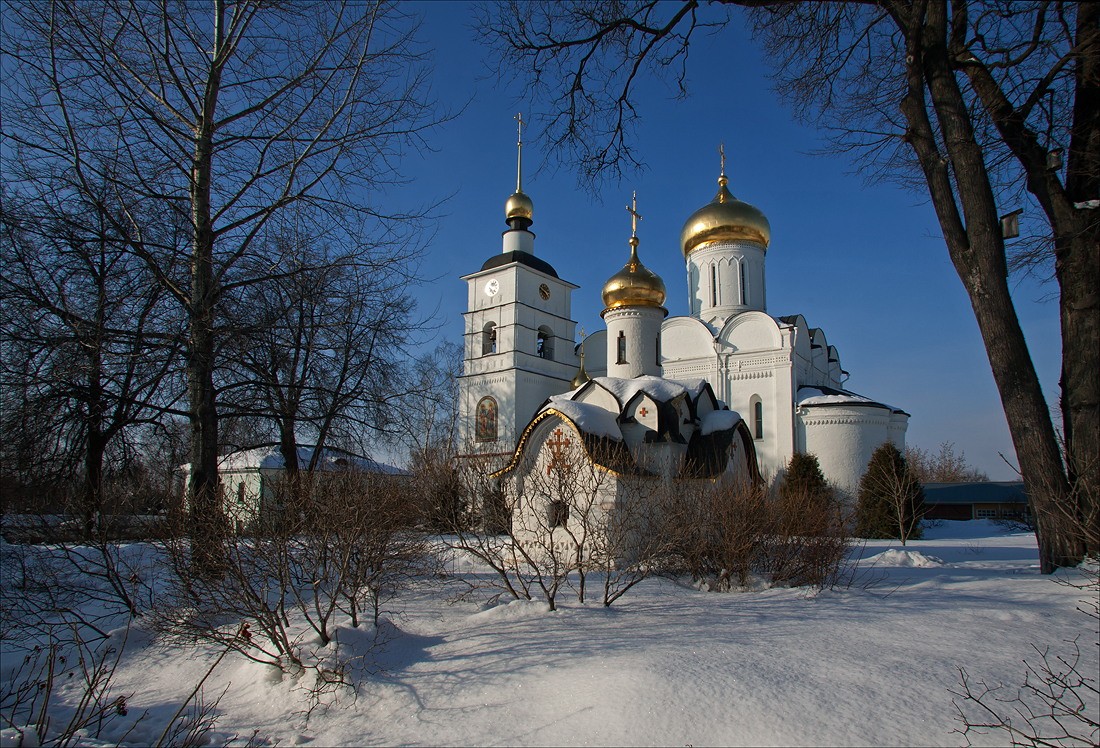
top-left (0, 521), bottom-right (164, 651)
top-left (589, 478), bottom-right (672, 607)
top-left (663, 472), bottom-right (849, 591)
top-left (159, 469), bottom-right (440, 686)
top-left (662, 477), bottom-right (768, 591)
top-left (0, 618), bottom-right (243, 748)
top-left (0, 627), bottom-right (134, 746)
top-left (952, 567), bottom-right (1099, 747)
top-left (763, 483), bottom-right (849, 588)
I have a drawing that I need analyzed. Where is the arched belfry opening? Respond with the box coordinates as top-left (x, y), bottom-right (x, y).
top-left (482, 321), bottom-right (497, 355)
top-left (537, 326), bottom-right (555, 360)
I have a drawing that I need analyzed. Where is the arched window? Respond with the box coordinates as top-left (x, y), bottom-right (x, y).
top-left (751, 396), bottom-right (764, 440)
top-left (710, 263), bottom-right (718, 306)
top-left (740, 262), bottom-right (747, 305)
top-left (616, 331), bottom-right (627, 364)
top-left (690, 265), bottom-right (700, 315)
top-left (475, 397), bottom-right (498, 441)
top-left (482, 322), bottom-right (497, 356)
top-left (655, 333), bottom-right (661, 366)
top-left (536, 326), bottom-right (554, 360)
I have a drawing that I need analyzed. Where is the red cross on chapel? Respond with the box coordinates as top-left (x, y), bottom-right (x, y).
top-left (547, 428), bottom-right (572, 475)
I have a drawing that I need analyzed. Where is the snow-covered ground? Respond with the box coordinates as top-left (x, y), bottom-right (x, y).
top-left (3, 520), bottom-right (1096, 746)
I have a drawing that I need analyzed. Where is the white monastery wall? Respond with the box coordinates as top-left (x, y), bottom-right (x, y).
top-left (799, 404), bottom-right (894, 499)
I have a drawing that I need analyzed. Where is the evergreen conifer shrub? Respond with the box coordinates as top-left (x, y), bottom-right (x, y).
top-left (854, 443), bottom-right (924, 543)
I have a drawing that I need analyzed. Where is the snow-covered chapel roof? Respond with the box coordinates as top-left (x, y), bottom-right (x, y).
top-left (797, 385), bottom-right (908, 415)
top-left (496, 375), bottom-right (757, 481)
top-left (215, 446), bottom-right (407, 475)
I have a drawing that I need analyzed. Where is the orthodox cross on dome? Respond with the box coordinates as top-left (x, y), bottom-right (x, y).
top-left (626, 191), bottom-right (642, 238)
top-left (514, 112), bottom-right (525, 193)
top-left (718, 142), bottom-right (729, 188)
top-left (547, 427), bottom-right (572, 475)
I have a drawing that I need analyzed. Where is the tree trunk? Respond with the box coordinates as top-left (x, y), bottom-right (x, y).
top-left (83, 431), bottom-right (105, 541)
top-left (1061, 2), bottom-right (1100, 552)
top-left (953, 1), bottom-right (1099, 554)
top-left (187, 0), bottom-right (228, 579)
top-left (901, 0), bottom-right (1082, 571)
top-left (279, 418), bottom-right (300, 477)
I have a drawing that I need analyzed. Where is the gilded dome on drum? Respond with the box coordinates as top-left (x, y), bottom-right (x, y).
top-left (505, 190), bottom-right (534, 222)
top-left (602, 238), bottom-right (667, 311)
top-left (680, 176), bottom-right (770, 256)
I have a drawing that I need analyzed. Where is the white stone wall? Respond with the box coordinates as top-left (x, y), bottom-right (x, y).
top-left (509, 416), bottom-right (620, 564)
top-left (798, 404), bottom-right (895, 500)
top-left (221, 470), bottom-right (264, 533)
top-left (604, 305), bottom-right (665, 379)
top-left (686, 240), bottom-right (767, 325)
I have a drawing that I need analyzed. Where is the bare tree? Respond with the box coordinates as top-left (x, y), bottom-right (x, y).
top-left (0, 187), bottom-right (185, 538)
top-left (855, 442), bottom-right (926, 545)
top-left (448, 435), bottom-right (665, 610)
top-left (363, 340), bottom-right (464, 530)
top-left (479, 0), bottom-right (1098, 571)
top-left (3, 0), bottom-right (439, 575)
top-left (219, 231), bottom-right (424, 480)
top-left (906, 442), bottom-right (990, 484)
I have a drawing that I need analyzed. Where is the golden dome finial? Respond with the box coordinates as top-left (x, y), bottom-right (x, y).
top-left (515, 112), bottom-right (525, 193)
top-left (627, 190), bottom-right (642, 238)
top-left (719, 143), bottom-right (728, 189)
top-left (571, 331), bottom-right (591, 389)
top-left (602, 192), bottom-right (666, 312)
top-left (505, 113), bottom-right (534, 226)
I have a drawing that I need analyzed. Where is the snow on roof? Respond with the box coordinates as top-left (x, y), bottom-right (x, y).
top-left (700, 409), bottom-right (743, 436)
top-left (590, 375), bottom-right (695, 405)
top-left (797, 385), bottom-right (895, 411)
top-left (216, 446), bottom-right (406, 475)
top-left (677, 378), bottom-right (710, 401)
top-left (544, 397), bottom-right (623, 441)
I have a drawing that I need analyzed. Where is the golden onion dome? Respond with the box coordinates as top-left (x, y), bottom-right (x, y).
top-left (570, 354), bottom-right (591, 389)
top-left (680, 175), bottom-right (770, 256)
top-left (602, 237), bottom-right (667, 311)
top-left (505, 190), bottom-right (534, 222)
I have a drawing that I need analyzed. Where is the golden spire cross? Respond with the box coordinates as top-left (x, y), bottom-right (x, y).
top-left (719, 142), bottom-right (726, 177)
top-left (626, 191), bottom-right (642, 238)
top-left (515, 112), bottom-right (525, 192)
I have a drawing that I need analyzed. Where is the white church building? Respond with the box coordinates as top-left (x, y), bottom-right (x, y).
top-left (457, 135), bottom-right (908, 510)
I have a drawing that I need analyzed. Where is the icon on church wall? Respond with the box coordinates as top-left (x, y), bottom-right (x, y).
top-left (476, 397), bottom-right (498, 441)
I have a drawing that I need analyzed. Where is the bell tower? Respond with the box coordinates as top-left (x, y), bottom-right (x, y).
top-left (458, 115), bottom-right (579, 464)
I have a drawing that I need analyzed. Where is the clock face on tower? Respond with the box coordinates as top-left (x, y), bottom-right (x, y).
top-left (484, 279), bottom-right (500, 297)
top-left (539, 283), bottom-right (551, 300)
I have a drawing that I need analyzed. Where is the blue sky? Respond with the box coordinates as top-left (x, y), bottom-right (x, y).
top-left (401, 2), bottom-right (1061, 481)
